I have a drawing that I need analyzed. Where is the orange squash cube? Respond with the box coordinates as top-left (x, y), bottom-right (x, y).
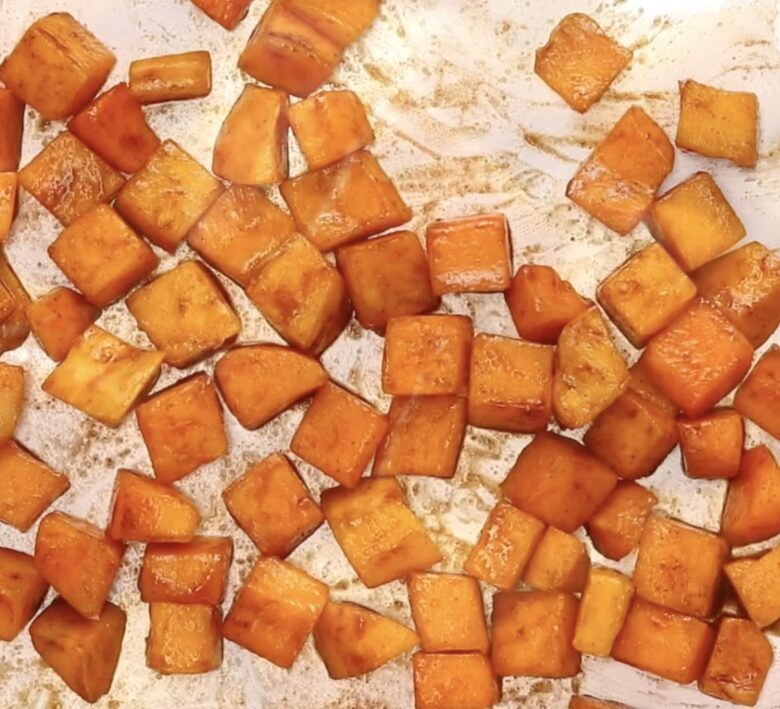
top-left (501, 432), bottom-right (618, 533)
top-left (139, 536), bottom-right (232, 604)
top-left (373, 396), bottom-right (467, 479)
top-left (0, 252), bottom-right (30, 355)
top-left (146, 603), bottom-right (222, 675)
top-left (524, 527), bottom-right (590, 593)
top-left (0, 363), bottom-right (24, 443)
top-left (136, 373), bottom-right (228, 483)
top-left (115, 140), bottom-right (224, 252)
top-left (336, 230), bottom-right (439, 332)
top-left (223, 557), bottom-right (329, 668)
top-left (382, 315), bottom-right (473, 397)
top-left (676, 80), bottom-right (758, 168)
top-left (0, 172), bottom-right (18, 243)
top-left (190, 0), bottom-right (252, 29)
top-left (412, 652), bottom-right (500, 709)
top-left (0, 13), bottom-right (116, 121)
top-left (0, 548), bottom-right (48, 641)
top-left (573, 567), bottom-right (634, 657)
top-left (678, 409), bottom-right (744, 479)
top-left (725, 547), bottom-right (780, 628)
top-left (534, 13), bottom-right (632, 113)
top-left (280, 150), bottom-right (412, 251)
top-left (35, 512), bottom-right (124, 619)
top-left (129, 51), bottom-right (212, 105)
top-left (648, 172), bottom-right (746, 272)
top-left (321, 478), bottom-right (442, 588)
top-left (627, 353), bottom-right (679, 417)
top-left (19, 132), bottom-right (125, 226)
top-left (0, 89), bottom-right (24, 171)
top-left (222, 453), bottom-right (323, 557)
top-left (284, 0), bottom-right (380, 47)
top-left (313, 601), bottom-right (418, 679)
top-left (28, 288), bottom-right (100, 361)
top-left (735, 346), bottom-right (780, 439)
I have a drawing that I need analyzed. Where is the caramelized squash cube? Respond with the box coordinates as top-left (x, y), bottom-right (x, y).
top-left (725, 547), bottom-right (780, 628)
top-left (284, 0), bottom-right (380, 46)
top-left (0, 548), bottom-right (48, 641)
top-left (0, 89), bottom-right (24, 172)
top-left (129, 51), bottom-right (212, 105)
top-left (0, 252), bottom-right (30, 355)
top-left (146, 603), bottom-right (222, 675)
top-left (678, 409), bottom-right (743, 479)
top-left (573, 567), bottom-right (634, 657)
top-left (734, 346), bottom-right (780, 439)
top-left (28, 288), bottom-right (99, 361)
top-left (190, 0), bottom-right (252, 29)
top-left (524, 527), bottom-right (590, 593)
top-left (413, 652), bottom-right (500, 709)
top-left (0, 172), bottom-right (18, 243)
top-left (0, 363), bottom-right (24, 443)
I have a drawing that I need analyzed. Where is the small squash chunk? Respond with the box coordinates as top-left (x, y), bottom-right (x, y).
top-left (115, 140), bottom-right (224, 252)
top-left (0, 441), bottom-right (69, 532)
top-left (373, 396), bottom-right (467, 479)
top-left (534, 13), bottom-right (632, 113)
top-left (108, 470), bottom-right (201, 543)
top-left (19, 132), bottom-right (125, 226)
top-left (35, 512), bottom-right (124, 619)
top-left (501, 432), bottom-right (618, 533)
top-left (28, 288), bottom-right (100, 361)
top-left (676, 80), bottom-right (758, 168)
top-left (408, 572), bottom-right (489, 654)
top-left (464, 502), bottom-right (545, 590)
top-left (382, 315), bottom-right (473, 397)
top-left (215, 345), bottom-right (326, 429)
top-left (49, 205), bottom-right (159, 308)
top-left (524, 527), bottom-right (590, 593)
top-left (735, 346), bottom-right (780, 439)
top-left (139, 536), bottom-right (233, 604)
top-left (0, 548), bottom-right (48, 641)
top-left (678, 409), bottom-right (743, 479)
top-left (585, 481), bottom-right (657, 561)
top-left (136, 373), bottom-right (228, 483)
top-left (0, 13), bottom-right (116, 121)
top-left (336, 230), bottom-right (439, 332)
top-left (146, 603), bottom-right (222, 675)
top-left (573, 567), bottom-right (634, 657)
top-left (725, 546), bottom-right (780, 627)
top-left (553, 307), bottom-right (629, 429)
top-left (30, 597), bottom-right (126, 704)
top-left (280, 150), bottom-right (412, 251)
top-left (612, 598), bottom-right (715, 684)
top-left (129, 51), bottom-right (212, 104)
top-left (627, 354), bottom-right (679, 417)
top-left (321, 478), bottom-right (442, 588)
top-left (0, 252), bottom-right (30, 355)
top-left (567, 106), bottom-right (674, 235)
top-left (222, 453), bottom-right (323, 557)
top-left (223, 557), bottom-right (329, 668)
top-left (643, 302), bottom-right (754, 418)
top-left (190, 0), bottom-right (252, 29)
top-left (0, 89), bottom-right (24, 171)
top-left (492, 591), bottom-right (580, 678)
top-left (43, 326), bottom-right (164, 428)
top-left (648, 172), bottom-right (746, 272)
top-left (0, 172), bottom-right (18, 243)
top-left (284, 0), bottom-right (380, 47)
top-left (0, 363), bottom-right (24, 443)
top-left (413, 652), bottom-right (500, 709)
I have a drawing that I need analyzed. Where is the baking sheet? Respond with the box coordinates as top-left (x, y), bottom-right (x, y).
top-left (1, 0), bottom-right (779, 707)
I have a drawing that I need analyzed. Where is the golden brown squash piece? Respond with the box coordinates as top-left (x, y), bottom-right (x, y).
top-left (0, 364), bottom-right (24, 444)
top-left (129, 51), bottom-right (212, 105)
top-left (677, 409), bottom-right (743, 479)
top-left (190, 0), bottom-right (252, 29)
top-left (284, 0), bottom-right (380, 47)
top-left (0, 548), bottom-right (48, 641)
top-left (0, 252), bottom-right (30, 355)
top-left (523, 527), bottom-right (590, 593)
top-left (413, 652), bottom-right (500, 709)
top-left (28, 288), bottom-right (100, 361)
top-left (734, 346), bottom-right (780, 439)
top-left (725, 546), bottom-right (780, 628)
top-left (573, 567), bottom-right (634, 657)
top-left (0, 89), bottom-right (24, 172)
top-left (146, 603), bottom-right (222, 675)
top-left (0, 172), bottom-right (18, 243)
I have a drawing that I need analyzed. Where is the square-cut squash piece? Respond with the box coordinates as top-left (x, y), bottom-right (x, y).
top-left (321, 478), bottom-right (442, 588)
top-left (524, 527), bottom-right (590, 593)
top-left (190, 0), bottom-right (252, 29)
top-left (725, 546), bottom-right (780, 628)
top-left (0, 363), bottom-right (24, 443)
top-left (573, 567), bottom-right (634, 657)
top-left (0, 548), bottom-right (49, 641)
top-left (0, 89), bottom-right (24, 171)
top-left (28, 288), bottom-right (99, 361)
top-left (534, 13), bottom-right (632, 113)
top-left (735, 346), bottom-right (780, 439)
top-left (0, 172), bottom-right (18, 243)
top-left (678, 409), bottom-right (743, 479)
top-left (0, 251), bottom-right (30, 355)
top-left (223, 453), bottom-right (323, 557)
top-left (284, 0), bottom-right (380, 46)
top-left (129, 51), bottom-right (212, 104)
top-left (413, 652), bottom-right (500, 709)
top-left (0, 13), bottom-right (116, 121)
top-left (147, 603), bottom-right (222, 675)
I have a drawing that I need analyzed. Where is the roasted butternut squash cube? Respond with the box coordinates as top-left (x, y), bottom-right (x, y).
top-left (336, 230), bottom-right (439, 332)
top-left (373, 396), bottom-right (467, 479)
top-left (648, 172), bottom-right (746, 272)
top-left (534, 13), bottom-right (632, 113)
top-left (49, 205), bottom-right (158, 308)
top-left (284, 0), bottom-right (380, 46)
top-left (291, 382), bottom-right (387, 488)
top-left (627, 353), bottom-right (679, 417)
top-left (0, 364), bottom-right (24, 443)
top-left (492, 591), bottom-right (580, 677)
top-left (413, 652), bottom-right (500, 709)
top-left (280, 150), bottom-right (412, 251)
top-left (190, 0), bottom-right (252, 29)
top-left (0, 13), bottom-right (116, 121)
top-left (19, 132), bottom-right (125, 226)
top-left (524, 527), bottom-right (590, 593)
top-left (0, 89), bottom-right (24, 172)
top-left (30, 597), bottom-right (126, 703)
top-left (676, 80), bottom-right (758, 168)
top-left (0, 548), bottom-right (48, 641)
top-left (139, 536), bottom-right (233, 604)
top-left (567, 107), bottom-right (674, 235)
top-left (0, 252), bottom-right (30, 355)
top-left (501, 432), bottom-right (618, 533)
top-left (223, 557), bottom-right (329, 668)
top-left (146, 603), bottom-right (222, 675)
top-left (585, 481), bottom-right (657, 561)
top-left (43, 326), bottom-right (164, 428)
top-left (28, 288), bottom-right (99, 361)
top-left (129, 51), bottom-right (212, 105)
top-left (0, 172), bottom-right (18, 243)
top-left (553, 307), bottom-right (629, 429)
top-left (115, 140), bottom-right (224, 252)
top-left (725, 546), bottom-right (780, 627)
top-left (136, 373), bottom-right (228, 483)
top-left (35, 512), bottom-right (124, 619)
top-left (678, 409), bottom-right (743, 479)
top-left (573, 567), bottom-right (634, 657)
top-left (222, 453), bottom-right (323, 557)
top-left (321, 478), bottom-right (442, 588)
top-left (735, 346), bottom-right (780, 439)
top-left (215, 344), bottom-right (326, 429)
top-left (383, 315), bottom-right (473, 397)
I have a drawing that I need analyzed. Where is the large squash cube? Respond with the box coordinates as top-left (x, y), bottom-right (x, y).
top-left (735, 346), bottom-right (780, 439)
top-left (413, 652), bottom-right (500, 709)
top-left (567, 107), bottom-right (674, 235)
top-left (0, 363), bottom-right (24, 443)
top-left (146, 603), bottom-right (222, 675)
top-left (0, 89), bottom-right (24, 171)
top-left (573, 567), bottom-right (634, 657)
top-left (190, 0), bottom-right (252, 29)
top-left (284, 0), bottom-right (380, 47)
top-left (321, 478), bottom-right (442, 588)
top-left (0, 252), bottom-right (30, 355)
top-left (223, 557), bottom-right (329, 668)
top-left (136, 373), bottom-right (228, 483)
top-left (129, 51), bottom-right (212, 105)
top-left (28, 288), bottom-right (99, 361)
top-left (0, 172), bottom-right (18, 243)
top-left (678, 409), bottom-right (743, 479)
top-left (0, 13), bottom-right (116, 121)
top-left (0, 548), bottom-right (48, 641)
top-left (534, 13), bottom-right (632, 113)
top-left (524, 527), bottom-right (590, 593)
top-left (222, 453), bottom-right (323, 557)
top-left (280, 150), bottom-right (412, 251)
top-left (725, 546), bottom-right (780, 628)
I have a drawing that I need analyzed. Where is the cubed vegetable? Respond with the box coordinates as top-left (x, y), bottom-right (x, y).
top-left (0, 363), bottom-right (24, 443)
top-left (678, 409), bottom-right (743, 479)
top-left (0, 89), bottom-right (24, 171)
top-left (524, 527), bottom-right (590, 593)
top-left (190, 0), bottom-right (252, 29)
top-left (28, 288), bottom-right (100, 361)
top-left (412, 652), bottom-right (500, 709)
top-left (146, 603), bottom-right (222, 675)
top-left (0, 246), bottom-right (30, 356)
top-left (284, 0), bottom-right (380, 46)
top-left (734, 346), bottom-right (780, 439)
top-left (725, 546), bottom-right (780, 627)
top-left (0, 548), bottom-right (48, 641)
top-left (129, 51), bottom-right (212, 104)
top-left (0, 172), bottom-right (18, 243)
top-left (573, 567), bottom-right (634, 657)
